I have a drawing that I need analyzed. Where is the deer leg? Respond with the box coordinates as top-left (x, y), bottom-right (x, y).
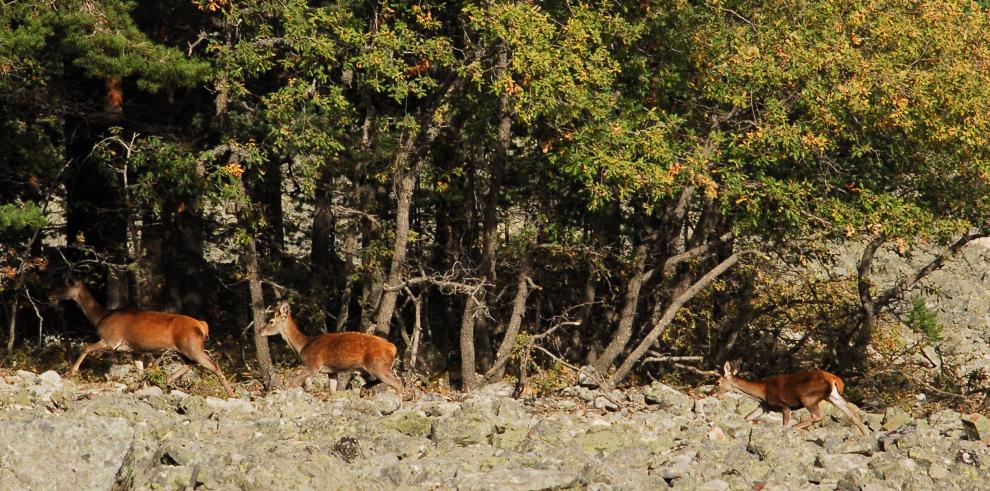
top-left (781, 407), bottom-right (792, 427)
top-left (828, 387), bottom-right (869, 436)
top-left (366, 362), bottom-right (404, 400)
top-left (69, 340), bottom-right (111, 374)
top-left (177, 335), bottom-right (236, 398)
top-left (186, 350), bottom-right (235, 398)
top-left (287, 366), bottom-right (317, 388)
top-left (744, 406), bottom-right (765, 422)
top-left (794, 401), bottom-right (823, 430)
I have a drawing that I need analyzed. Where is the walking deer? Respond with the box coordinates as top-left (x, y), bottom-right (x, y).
top-left (714, 361), bottom-right (868, 436)
top-left (51, 278), bottom-right (236, 397)
top-left (260, 301), bottom-right (403, 398)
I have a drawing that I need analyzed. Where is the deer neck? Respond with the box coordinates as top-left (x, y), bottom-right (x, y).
top-left (730, 376), bottom-right (768, 403)
top-left (73, 286), bottom-right (109, 327)
top-left (282, 314), bottom-right (313, 354)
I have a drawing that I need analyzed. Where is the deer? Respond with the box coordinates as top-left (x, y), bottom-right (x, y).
top-left (714, 361), bottom-right (868, 436)
top-left (51, 278), bottom-right (236, 398)
top-left (260, 301), bottom-right (403, 399)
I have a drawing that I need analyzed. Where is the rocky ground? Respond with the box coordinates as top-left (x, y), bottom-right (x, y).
top-left (2, 369), bottom-right (989, 490)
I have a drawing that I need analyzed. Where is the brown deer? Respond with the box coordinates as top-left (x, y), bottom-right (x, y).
top-left (51, 278), bottom-right (236, 397)
top-left (714, 361), bottom-right (868, 436)
top-left (260, 301), bottom-right (403, 398)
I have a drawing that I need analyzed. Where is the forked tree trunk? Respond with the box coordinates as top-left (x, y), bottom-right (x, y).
top-left (608, 253), bottom-right (740, 385)
top-left (592, 243), bottom-right (649, 375)
top-left (486, 255), bottom-right (533, 381)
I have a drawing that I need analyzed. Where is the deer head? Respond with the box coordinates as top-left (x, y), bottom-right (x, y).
top-left (260, 301), bottom-right (292, 336)
top-left (50, 277), bottom-right (85, 303)
top-left (714, 360), bottom-right (742, 396)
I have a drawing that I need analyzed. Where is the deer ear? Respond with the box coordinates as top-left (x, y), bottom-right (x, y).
top-left (723, 361), bottom-right (733, 376)
top-left (278, 302), bottom-right (290, 315)
top-left (731, 360), bottom-right (741, 375)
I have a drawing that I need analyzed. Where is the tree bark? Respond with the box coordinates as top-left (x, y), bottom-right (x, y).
top-left (608, 253), bottom-right (740, 385)
top-left (845, 237), bottom-right (883, 368)
top-left (236, 167), bottom-right (274, 387)
top-left (6, 293), bottom-right (17, 353)
top-left (372, 151), bottom-right (417, 336)
top-left (486, 255), bottom-right (532, 381)
top-left (245, 231), bottom-right (274, 388)
top-left (472, 53), bottom-right (511, 375)
top-left (592, 242), bottom-right (650, 375)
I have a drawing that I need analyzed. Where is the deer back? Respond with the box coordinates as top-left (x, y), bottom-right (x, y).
top-left (301, 332), bottom-right (397, 371)
top-left (762, 369), bottom-right (837, 409)
top-left (97, 310), bottom-right (207, 351)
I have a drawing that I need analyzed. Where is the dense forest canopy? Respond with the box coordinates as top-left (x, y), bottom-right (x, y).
top-left (2, 0), bottom-right (989, 396)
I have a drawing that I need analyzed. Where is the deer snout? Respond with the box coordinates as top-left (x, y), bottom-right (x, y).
top-left (258, 323), bottom-right (278, 336)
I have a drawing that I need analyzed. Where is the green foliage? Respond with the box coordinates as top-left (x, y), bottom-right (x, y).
top-left (4, 0), bottom-right (990, 397)
top-left (57, 0), bottom-right (210, 90)
top-left (143, 368), bottom-right (168, 391)
top-left (906, 294), bottom-right (943, 343)
top-left (0, 201), bottom-right (47, 231)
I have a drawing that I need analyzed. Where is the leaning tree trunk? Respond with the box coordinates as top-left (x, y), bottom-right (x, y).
top-left (486, 255), bottom-right (533, 382)
top-left (592, 242), bottom-right (650, 375)
top-left (608, 253), bottom-right (740, 385)
top-left (839, 231), bottom-right (987, 372)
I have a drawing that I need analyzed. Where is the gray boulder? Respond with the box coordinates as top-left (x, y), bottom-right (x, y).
top-left (0, 414), bottom-right (134, 491)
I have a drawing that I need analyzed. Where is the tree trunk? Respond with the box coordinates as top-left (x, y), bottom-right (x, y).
top-left (6, 293), bottom-right (17, 353)
top-left (245, 232), bottom-right (274, 387)
top-left (236, 169), bottom-right (274, 387)
top-left (486, 255), bottom-right (532, 381)
top-left (459, 292), bottom-right (483, 390)
top-left (841, 238), bottom-right (883, 370)
top-left (336, 230), bottom-right (359, 332)
top-left (609, 253), bottom-right (740, 385)
top-left (372, 155), bottom-right (417, 336)
top-left (592, 242), bottom-right (649, 375)
top-left (472, 57), bottom-right (511, 375)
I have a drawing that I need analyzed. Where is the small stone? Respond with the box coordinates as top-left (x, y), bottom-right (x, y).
top-left (16, 370), bottom-right (37, 382)
top-left (38, 371), bottom-right (62, 386)
top-left (961, 413), bottom-right (990, 442)
top-left (928, 463), bottom-right (949, 480)
top-left (373, 392), bottom-right (402, 415)
top-left (627, 391), bottom-right (646, 406)
top-left (594, 395), bottom-right (620, 411)
top-left (205, 396), bottom-right (255, 413)
top-left (578, 387), bottom-right (598, 403)
top-left (706, 425), bottom-right (727, 442)
top-left (576, 365), bottom-right (601, 387)
top-left (133, 386), bottom-right (164, 398)
top-left (477, 381), bottom-right (514, 397)
top-left (882, 407), bottom-right (912, 431)
top-left (108, 364), bottom-right (132, 380)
